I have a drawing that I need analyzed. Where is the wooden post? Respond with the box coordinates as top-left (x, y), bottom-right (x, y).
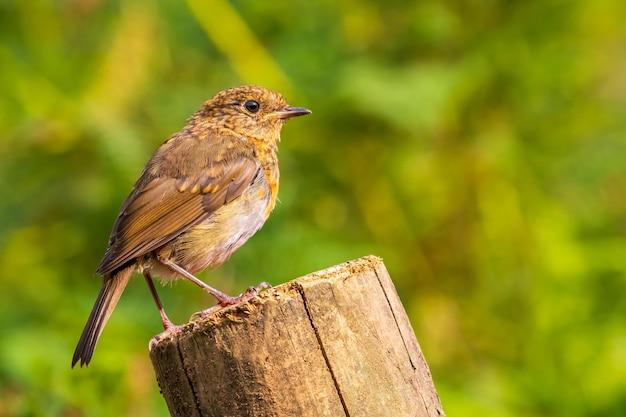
top-left (150, 256), bottom-right (444, 417)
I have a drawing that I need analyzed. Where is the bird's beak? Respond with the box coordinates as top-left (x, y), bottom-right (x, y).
top-left (273, 106), bottom-right (312, 120)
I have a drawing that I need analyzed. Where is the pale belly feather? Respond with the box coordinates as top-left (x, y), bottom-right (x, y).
top-left (147, 174), bottom-right (273, 281)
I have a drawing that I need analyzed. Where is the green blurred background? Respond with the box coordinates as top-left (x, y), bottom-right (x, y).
top-left (1, 0), bottom-right (626, 415)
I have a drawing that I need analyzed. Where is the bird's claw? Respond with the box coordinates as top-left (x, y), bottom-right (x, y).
top-left (149, 324), bottom-right (184, 351)
top-left (194, 281), bottom-right (272, 319)
top-left (243, 281), bottom-right (271, 297)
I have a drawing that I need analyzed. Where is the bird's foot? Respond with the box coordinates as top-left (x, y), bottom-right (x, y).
top-left (215, 281), bottom-right (271, 307)
top-left (230, 281), bottom-right (272, 304)
top-left (196, 282), bottom-right (272, 318)
top-left (149, 324), bottom-right (184, 351)
top-left (240, 281), bottom-right (271, 300)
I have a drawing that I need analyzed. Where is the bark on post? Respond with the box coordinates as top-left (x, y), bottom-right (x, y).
top-left (150, 256), bottom-right (444, 417)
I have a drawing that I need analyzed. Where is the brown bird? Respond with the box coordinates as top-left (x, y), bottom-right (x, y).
top-left (72, 86), bottom-right (310, 367)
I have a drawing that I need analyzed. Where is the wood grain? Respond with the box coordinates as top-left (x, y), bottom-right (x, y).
top-left (150, 256), bottom-right (444, 417)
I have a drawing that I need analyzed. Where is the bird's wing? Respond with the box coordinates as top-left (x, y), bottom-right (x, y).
top-left (96, 152), bottom-right (260, 275)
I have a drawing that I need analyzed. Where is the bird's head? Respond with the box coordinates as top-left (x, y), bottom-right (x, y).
top-left (196, 86), bottom-right (311, 144)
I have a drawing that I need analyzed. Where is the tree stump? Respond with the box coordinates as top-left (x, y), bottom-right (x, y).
top-left (150, 256), bottom-right (444, 417)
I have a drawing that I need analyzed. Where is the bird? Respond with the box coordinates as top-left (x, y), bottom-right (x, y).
top-left (72, 85), bottom-right (311, 367)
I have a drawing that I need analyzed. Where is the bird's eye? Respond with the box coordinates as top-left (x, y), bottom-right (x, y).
top-left (244, 100), bottom-right (260, 113)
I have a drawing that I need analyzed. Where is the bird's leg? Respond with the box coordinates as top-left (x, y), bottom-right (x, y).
top-left (144, 271), bottom-right (182, 350)
top-left (144, 271), bottom-right (177, 330)
top-left (158, 259), bottom-right (240, 306)
top-left (158, 258), bottom-right (270, 307)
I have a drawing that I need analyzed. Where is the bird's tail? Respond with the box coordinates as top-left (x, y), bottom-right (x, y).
top-left (72, 265), bottom-right (134, 367)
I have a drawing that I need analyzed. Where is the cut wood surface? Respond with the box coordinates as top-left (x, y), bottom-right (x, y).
top-left (150, 256), bottom-right (444, 417)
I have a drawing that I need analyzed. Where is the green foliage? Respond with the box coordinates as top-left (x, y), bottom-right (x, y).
top-left (1, 0), bottom-right (625, 415)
